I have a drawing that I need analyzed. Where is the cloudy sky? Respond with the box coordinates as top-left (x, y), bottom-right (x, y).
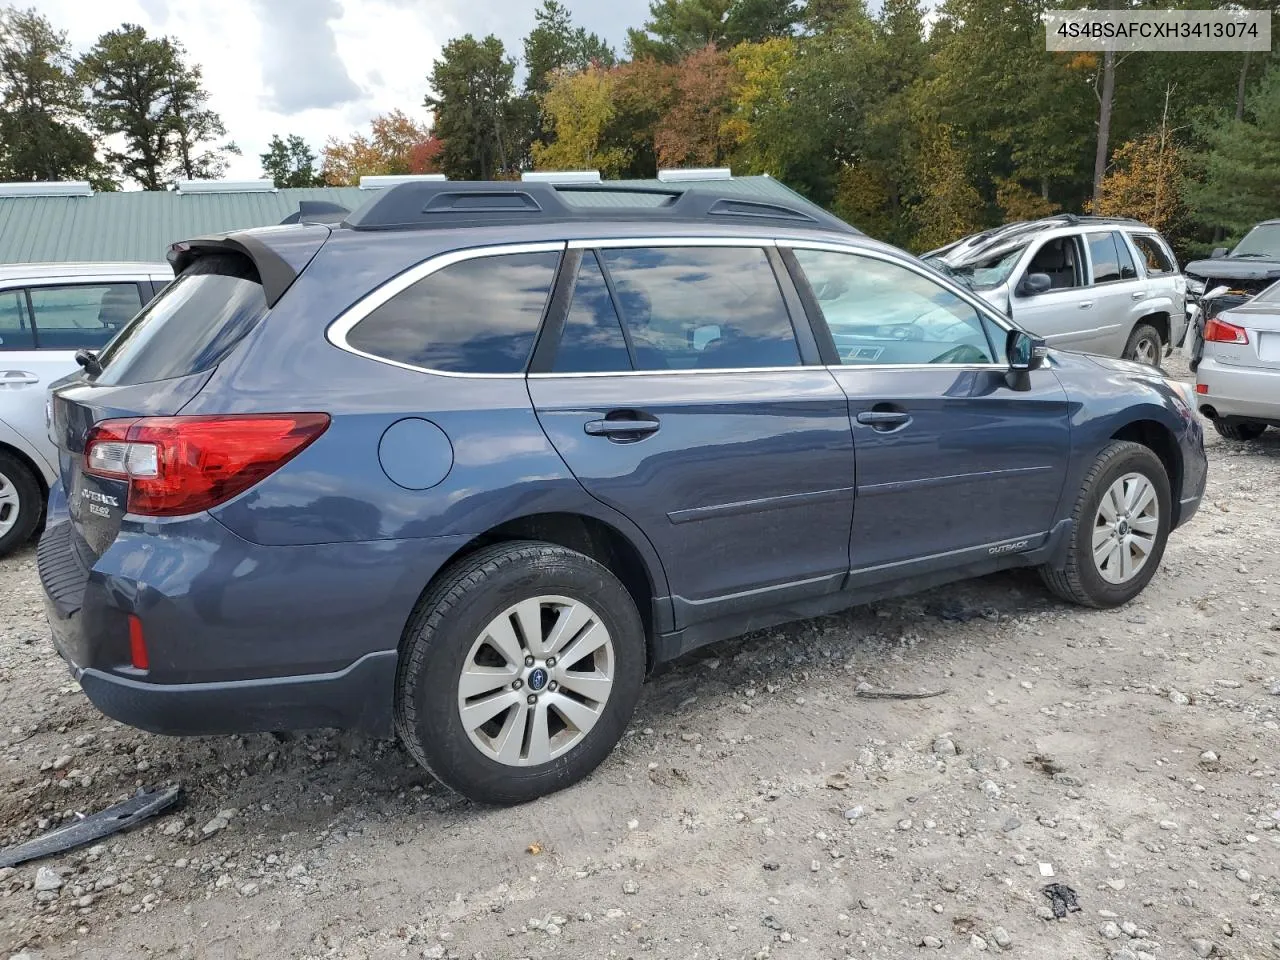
top-left (33, 0), bottom-right (650, 181)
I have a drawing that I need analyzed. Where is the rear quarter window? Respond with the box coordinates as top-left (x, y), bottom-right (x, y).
top-left (94, 254), bottom-right (267, 386)
top-left (344, 250), bottom-right (561, 374)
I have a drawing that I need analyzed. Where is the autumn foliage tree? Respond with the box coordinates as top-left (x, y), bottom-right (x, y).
top-left (321, 110), bottom-right (441, 185)
top-left (654, 45), bottom-right (738, 167)
top-left (532, 66), bottom-right (628, 175)
top-left (1092, 133), bottom-right (1184, 236)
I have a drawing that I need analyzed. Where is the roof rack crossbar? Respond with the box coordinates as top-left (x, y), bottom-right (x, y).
top-left (341, 180), bottom-right (850, 234)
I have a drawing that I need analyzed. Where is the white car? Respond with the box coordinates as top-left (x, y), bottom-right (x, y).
top-left (0, 262), bottom-right (169, 555)
top-left (925, 215), bottom-right (1187, 365)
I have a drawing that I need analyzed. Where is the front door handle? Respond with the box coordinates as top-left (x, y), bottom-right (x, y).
top-left (0, 370), bottom-right (39, 386)
top-left (856, 410), bottom-right (912, 430)
top-left (584, 416), bottom-right (661, 439)
top-left (1078, 301), bottom-right (1093, 309)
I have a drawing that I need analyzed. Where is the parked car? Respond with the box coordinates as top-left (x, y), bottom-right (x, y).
top-left (0, 262), bottom-right (168, 556)
top-left (1184, 219), bottom-right (1280, 371)
top-left (1193, 276), bottom-right (1280, 440)
top-left (924, 215), bottom-right (1186, 365)
top-left (39, 181), bottom-right (1206, 804)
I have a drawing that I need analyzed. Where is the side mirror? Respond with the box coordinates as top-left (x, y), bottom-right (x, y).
top-left (1017, 272), bottom-right (1052, 297)
top-left (1007, 329), bottom-right (1047, 373)
top-left (1211, 247), bottom-right (1228, 259)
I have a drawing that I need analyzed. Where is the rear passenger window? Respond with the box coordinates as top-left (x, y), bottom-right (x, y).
top-left (0, 291), bottom-right (34, 350)
top-left (1131, 234), bottom-right (1175, 275)
top-left (1114, 233), bottom-right (1138, 280)
top-left (552, 253), bottom-right (631, 373)
top-left (29, 283), bottom-right (143, 350)
top-left (348, 251), bottom-right (560, 373)
top-left (1087, 232), bottom-right (1123, 284)
top-left (600, 247), bottom-right (799, 370)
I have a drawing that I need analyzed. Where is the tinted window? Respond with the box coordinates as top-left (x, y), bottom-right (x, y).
top-left (1087, 232), bottom-right (1122, 284)
top-left (349, 251), bottom-right (559, 374)
top-left (1131, 234), bottom-right (1175, 274)
top-left (552, 253), bottom-right (631, 373)
top-left (600, 247), bottom-right (799, 370)
top-left (0, 291), bottom-right (34, 350)
top-left (793, 249), bottom-right (999, 365)
top-left (1114, 233), bottom-right (1138, 280)
top-left (95, 255), bottom-right (268, 386)
top-left (28, 283), bottom-right (142, 351)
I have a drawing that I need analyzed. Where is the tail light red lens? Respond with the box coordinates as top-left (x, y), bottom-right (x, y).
top-left (1204, 317), bottom-right (1249, 344)
top-left (84, 414), bottom-right (330, 517)
top-left (128, 614), bottom-right (149, 670)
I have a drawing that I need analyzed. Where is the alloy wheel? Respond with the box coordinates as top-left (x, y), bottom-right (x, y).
top-left (1092, 472), bottom-right (1159, 584)
top-left (456, 595), bottom-right (615, 767)
top-left (0, 469), bottom-right (19, 539)
top-left (1132, 335), bottom-right (1159, 366)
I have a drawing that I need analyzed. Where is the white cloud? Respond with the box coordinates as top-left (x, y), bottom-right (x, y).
top-left (32, 0), bottom-right (649, 182)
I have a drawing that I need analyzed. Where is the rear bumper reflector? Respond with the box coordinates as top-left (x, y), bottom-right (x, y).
top-left (128, 614), bottom-right (149, 671)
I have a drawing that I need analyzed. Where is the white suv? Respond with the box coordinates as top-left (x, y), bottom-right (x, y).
top-left (925, 216), bottom-right (1187, 365)
top-left (1, 262), bottom-right (169, 556)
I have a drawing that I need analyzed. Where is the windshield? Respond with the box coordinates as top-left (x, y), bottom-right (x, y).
top-left (1232, 224), bottom-right (1280, 258)
top-left (934, 244), bottom-right (1027, 289)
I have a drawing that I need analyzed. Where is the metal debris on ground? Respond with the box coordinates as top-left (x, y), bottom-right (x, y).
top-left (0, 785), bottom-right (181, 869)
top-left (1042, 882), bottom-right (1082, 919)
top-left (854, 688), bottom-right (948, 700)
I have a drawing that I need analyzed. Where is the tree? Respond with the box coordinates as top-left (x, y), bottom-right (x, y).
top-left (725, 0), bottom-right (801, 44)
top-left (321, 110), bottom-right (441, 185)
top-left (164, 47), bottom-right (238, 181)
top-left (261, 133), bottom-right (323, 188)
top-left (654, 45), bottom-right (739, 167)
top-left (909, 122), bottom-right (983, 251)
top-left (532, 66), bottom-right (628, 174)
top-left (523, 0), bottom-right (615, 96)
top-left (626, 0), bottom-right (733, 62)
top-left (605, 57), bottom-right (680, 177)
top-left (1185, 67), bottom-right (1280, 238)
top-left (79, 24), bottom-right (232, 189)
top-left (426, 34), bottom-right (524, 180)
top-left (0, 7), bottom-right (98, 183)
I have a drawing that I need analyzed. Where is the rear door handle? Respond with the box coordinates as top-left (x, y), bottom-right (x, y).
top-left (856, 410), bottom-right (912, 429)
top-left (1078, 301), bottom-right (1093, 309)
top-left (1131, 291), bottom-right (1145, 300)
top-left (0, 370), bottom-right (39, 386)
top-left (584, 416), bottom-right (661, 438)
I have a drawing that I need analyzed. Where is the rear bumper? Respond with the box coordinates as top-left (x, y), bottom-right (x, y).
top-left (68, 652), bottom-right (398, 737)
top-left (1196, 357), bottom-right (1280, 422)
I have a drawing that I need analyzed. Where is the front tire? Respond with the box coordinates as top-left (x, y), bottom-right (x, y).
top-left (1212, 419), bottom-right (1267, 442)
top-left (1040, 441), bottom-right (1171, 608)
top-left (394, 541), bottom-right (645, 804)
top-left (1122, 323), bottom-right (1163, 366)
top-left (0, 452), bottom-right (42, 558)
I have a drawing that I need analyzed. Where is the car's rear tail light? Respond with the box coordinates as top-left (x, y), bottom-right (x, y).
top-left (128, 614), bottom-right (149, 670)
top-left (1204, 317), bottom-right (1249, 344)
top-left (84, 414), bottom-right (330, 517)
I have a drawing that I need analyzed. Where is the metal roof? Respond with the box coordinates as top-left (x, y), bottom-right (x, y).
top-left (0, 176), bottom-right (833, 264)
top-left (0, 187), bottom-right (366, 264)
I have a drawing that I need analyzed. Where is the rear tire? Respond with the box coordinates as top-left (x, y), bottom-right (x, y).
top-left (1122, 323), bottom-right (1163, 366)
top-left (1040, 440), bottom-right (1171, 609)
top-left (394, 541), bottom-right (645, 805)
top-left (1212, 419), bottom-right (1267, 442)
top-left (0, 452), bottom-right (42, 558)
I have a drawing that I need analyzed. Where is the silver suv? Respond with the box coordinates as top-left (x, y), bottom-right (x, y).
top-left (1, 262), bottom-right (168, 555)
top-left (925, 216), bottom-right (1186, 365)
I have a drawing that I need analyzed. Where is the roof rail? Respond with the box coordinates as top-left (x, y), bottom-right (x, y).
top-left (342, 179), bottom-right (858, 235)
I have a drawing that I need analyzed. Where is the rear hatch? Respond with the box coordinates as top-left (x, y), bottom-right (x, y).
top-left (51, 252), bottom-right (272, 560)
top-left (1204, 290), bottom-right (1280, 370)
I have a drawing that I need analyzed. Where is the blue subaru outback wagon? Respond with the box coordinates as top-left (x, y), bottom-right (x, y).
top-left (39, 179), bottom-right (1207, 803)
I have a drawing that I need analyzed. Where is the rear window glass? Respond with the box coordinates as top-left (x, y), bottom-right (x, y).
top-left (1130, 234), bottom-right (1175, 274)
top-left (94, 255), bottom-right (267, 386)
top-left (346, 251), bottom-right (560, 373)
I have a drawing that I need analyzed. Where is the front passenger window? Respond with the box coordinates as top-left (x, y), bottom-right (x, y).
top-left (792, 249), bottom-right (999, 366)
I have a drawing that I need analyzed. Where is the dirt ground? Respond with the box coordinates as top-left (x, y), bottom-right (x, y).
top-left (2, 358), bottom-right (1278, 960)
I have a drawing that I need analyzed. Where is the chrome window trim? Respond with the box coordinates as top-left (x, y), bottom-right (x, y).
top-left (529, 366), bottom-right (831, 379)
top-left (569, 237), bottom-right (778, 250)
top-left (325, 240), bottom-right (567, 380)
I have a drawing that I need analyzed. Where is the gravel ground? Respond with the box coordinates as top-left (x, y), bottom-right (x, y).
top-left (2, 357), bottom-right (1279, 960)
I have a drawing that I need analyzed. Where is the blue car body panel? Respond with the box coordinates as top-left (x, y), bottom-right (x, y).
top-left (35, 195), bottom-right (1208, 739)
